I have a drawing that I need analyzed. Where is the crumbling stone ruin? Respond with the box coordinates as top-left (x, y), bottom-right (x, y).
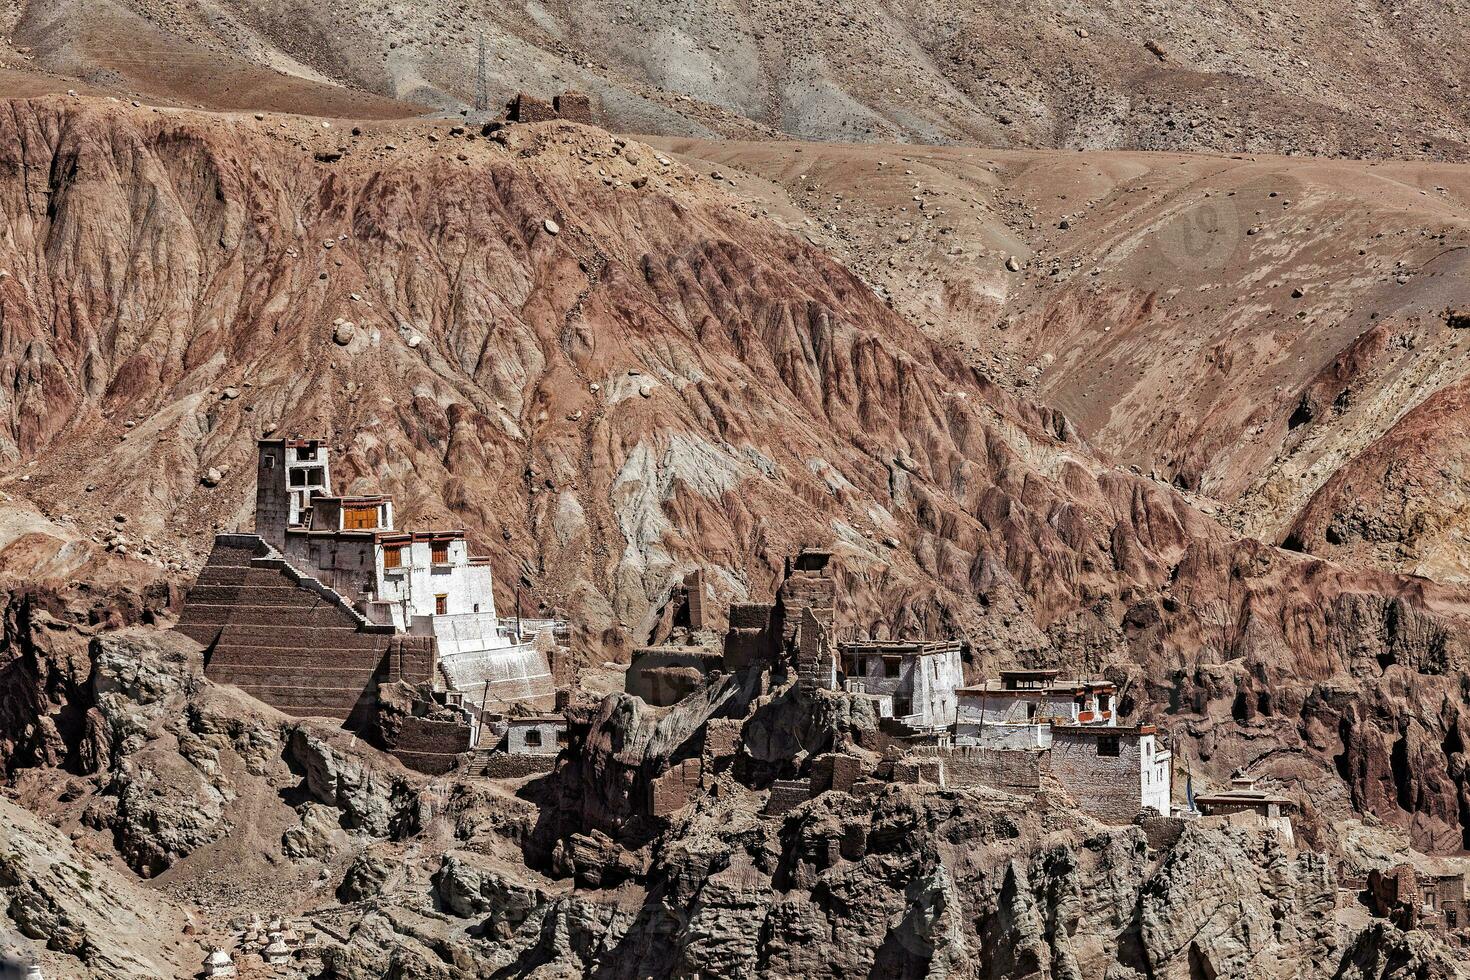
top-left (504, 89), bottom-right (596, 125)
top-left (611, 547), bottom-right (1180, 827)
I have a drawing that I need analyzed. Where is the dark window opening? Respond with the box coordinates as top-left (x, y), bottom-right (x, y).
top-left (883, 658), bottom-right (900, 678)
top-left (298, 445), bottom-right (318, 461)
top-left (556, 730), bottom-right (569, 747)
top-left (524, 729), bottom-right (542, 747)
top-left (1026, 702), bottom-right (1037, 721)
top-left (264, 454), bottom-right (276, 469)
top-left (1097, 736), bottom-right (1121, 757)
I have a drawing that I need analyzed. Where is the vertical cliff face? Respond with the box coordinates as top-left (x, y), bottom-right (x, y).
top-left (0, 98), bottom-right (1468, 849)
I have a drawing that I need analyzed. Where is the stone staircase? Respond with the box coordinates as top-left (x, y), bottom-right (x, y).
top-left (464, 749), bottom-right (498, 778)
top-left (175, 534), bottom-right (396, 722)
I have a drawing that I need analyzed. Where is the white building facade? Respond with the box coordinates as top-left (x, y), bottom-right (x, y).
top-left (840, 640), bottom-right (964, 731)
top-left (253, 438), bottom-right (555, 709)
top-left (955, 669), bottom-right (1117, 749)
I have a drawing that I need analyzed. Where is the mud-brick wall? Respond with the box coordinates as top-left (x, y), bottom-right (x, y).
top-left (648, 757), bottom-right (702, 817)
top-left (481, 753), bottom-right (558, 779)
top-left (390, 717), bottom-right (471, 775)
top-left (765, 779), bottom-right (812, 816)
top-left (1049, 732), bottom-right (1146, 823)
top-left (777, 574), bottom-right (834, 649)
top-left (914, 746), bottom-right (1044, 795)
top-left (724, 603), bottom-right (775, 670)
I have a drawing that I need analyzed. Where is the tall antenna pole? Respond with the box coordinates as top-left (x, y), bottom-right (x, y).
top-left (474, 32), bottom-right (489, 113)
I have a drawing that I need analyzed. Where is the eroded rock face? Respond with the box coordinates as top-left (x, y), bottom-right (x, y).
top-left (318, 786), bottom-right (1369, 980)
top-left (0, 797), bottom-right (192, 977)
top-left (0, 99), bottom-right (1464, 848)
top-left (286, 729), bottom-right (421, 839)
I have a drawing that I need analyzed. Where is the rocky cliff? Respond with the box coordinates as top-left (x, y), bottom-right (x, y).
top-left (3, 619), bottom-right (1466, 979)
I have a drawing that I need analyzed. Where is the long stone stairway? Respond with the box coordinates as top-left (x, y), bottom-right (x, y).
top-left (175, 534), bottom-right (397, 722)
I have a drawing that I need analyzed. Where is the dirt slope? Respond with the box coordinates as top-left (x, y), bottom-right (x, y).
top-left (5, 0), bottom-right (1470, 158)
top-left (650, 136), bottom-right (1470, 584)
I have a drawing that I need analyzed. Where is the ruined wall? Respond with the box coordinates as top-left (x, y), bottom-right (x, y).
top-left (553, 90), bottom-right (594, 123)
top-left (626, 647), bottom-right (723, 706)
top-left (648, 757), bottom-right (702, 817)
top-left (765, 779), bottom-right (812, 816)
top-left (724, 603), bottom-right (775, 670)
top-left (509, 92), bottom-right (558, 122)
top-left (390, 717), bottom-right (471, 775)
top-left (908, 746), bottom-right (1046, 795)
top-left (776, 554), bottom-right (835, 651)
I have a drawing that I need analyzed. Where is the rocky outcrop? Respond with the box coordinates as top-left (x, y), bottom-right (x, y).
top-left (0, 797), bottom-right (193, 977)
top-left (285, 729), bottom-right (421, 839)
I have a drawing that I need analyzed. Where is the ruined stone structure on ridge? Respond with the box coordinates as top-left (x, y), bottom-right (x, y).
top-left (176, 438), bottom-right (561, 773)
top-left (1365, 859), bottom-right (1467, 935)
top-left (499, 90), bottom-right (596, 125)
top-left (617, 545), bottom-right (1179, 825)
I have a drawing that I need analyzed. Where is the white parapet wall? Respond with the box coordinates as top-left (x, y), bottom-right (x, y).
top-left (439, 637), bottom-right (553, 703)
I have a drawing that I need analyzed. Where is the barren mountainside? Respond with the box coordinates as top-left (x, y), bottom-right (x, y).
top-left (6, 0), bottom-right (1470, 157)
top-left (0, 96), bottom-right (1468, 862)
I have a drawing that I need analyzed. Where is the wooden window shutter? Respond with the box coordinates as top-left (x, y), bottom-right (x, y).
top-left (344, 505), bottom-right (378, 530)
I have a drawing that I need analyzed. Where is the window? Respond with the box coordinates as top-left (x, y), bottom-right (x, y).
top-left (434, 594), bottom-right (448, 615)
top-left (883, 658), bottom-right (900, 678)
top-left (524, 729), bottom-right (542, 747)
top-left (556, 729), bottom-right (569, 747)
top-left (264, 454), bottom-right (276, 469)
top-left (1097, 736), bottom-right (1120, 757)
top-left (1026, 702), bottom-right (1037, 721)
top-left (431, 541), bottom-right (450, 564)
top-left (1448, 910), bottom-right (1458, 929)
top-left (473, 603), bottom-right (480, 613)
top-left (343, 506), bottom-right (379, 530)
top-left (383, 545), bottom-right (402, 569)
top-left (297, 445), bottom-right (317, 461)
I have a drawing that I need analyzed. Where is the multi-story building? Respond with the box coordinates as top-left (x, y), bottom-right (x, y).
top-left (252, 437), bottom-right (555, 705)
top-left (840, 639), bottom-right (964, 731)
top-left (954, 669), bottom-right (1117, 749)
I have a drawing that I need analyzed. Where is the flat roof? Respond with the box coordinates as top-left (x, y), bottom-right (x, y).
top-left (1194, 791), bottom-right (1296, 808)
top-left (957, 680), bottom-right (1115, 695)
top-left (840, 639), bottom-right (962, 654)
top-left (259, 437), bottom-right (323, 447)
top-left (1000, 668), bottom-right (1062, 677)
top-left (1051, 723), bottom-right (1157, 736)
top-left (378, 530), bottom-right (467, 543)
top-left (506, 715), bottom-right (566, 725)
